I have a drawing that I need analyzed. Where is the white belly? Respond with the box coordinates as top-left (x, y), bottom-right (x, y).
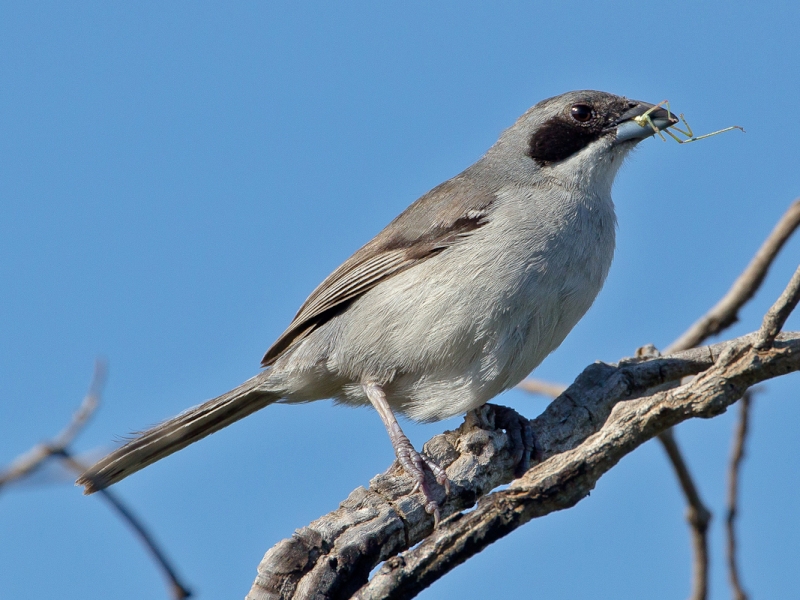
top-left (271, 184), bottom-right (616, 422)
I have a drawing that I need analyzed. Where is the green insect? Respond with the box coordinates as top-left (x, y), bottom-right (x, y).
top-left (634, 100), bottom-right (744, 143)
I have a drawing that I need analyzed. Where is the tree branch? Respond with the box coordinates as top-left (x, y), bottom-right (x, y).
top-left (659, 427), bottom-right (711, 600)
top-left (56, 450), bottom-right (193, 600)
top-left (247, 332), bottom-right (800, 600)
top-left (0, 360), bottom-right (105, 489)
top-left (654, 200), bottom-right (800, 599)
top-left (354, 334), bottom-right (800, 599)
top-left (0, 361), bottom-right (192, 600)
top-left (726, 391), bottom-right (752, 600)
top-left (666, 199), bottom-right (800, 354)
top-left (515, 378), bottom-right (567, 399)
top-left (756, 264), bottom-right (800, 349)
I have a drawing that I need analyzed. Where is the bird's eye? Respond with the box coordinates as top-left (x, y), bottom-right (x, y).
top-left (570, 104), bottom-right (593, 123)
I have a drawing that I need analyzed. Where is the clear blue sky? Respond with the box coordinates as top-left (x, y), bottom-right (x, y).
top-left (1, 1), bottom-right (799, 598)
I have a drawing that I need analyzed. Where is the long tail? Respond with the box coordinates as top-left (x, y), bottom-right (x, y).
top-left (77, 372), bottom-right (280, 494)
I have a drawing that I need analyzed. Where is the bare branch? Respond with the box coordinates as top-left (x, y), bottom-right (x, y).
top-left (756, 265), bottom-right (800, 349)
top-left (659, 428), bottom-right (711, 600)
top-left (353, 334), bottom-right (800, 600)
top-left (247, 332), bottom-right (800, 600)
top-left (656, 202), bottom-right (800, 599)
top-left (53, 360), bottom-right (107, 448)
top-left (666, 199), bottom-right (800, 354)
top-left (0, 361), bottom-right (192, 599)
top-left (0, 440), bottom-right (54, 489)
top-left (58, 451), bottom-right (193, 600)
top-left (0, 360), bottom-right (105, 489)
top-left (726, 391), bottom-right (753, 600)
top-left (516, 378), bottom-right (567, 399)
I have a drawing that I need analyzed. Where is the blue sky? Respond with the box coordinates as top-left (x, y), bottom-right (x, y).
top-left (1, 1), bottom-right (799, 598)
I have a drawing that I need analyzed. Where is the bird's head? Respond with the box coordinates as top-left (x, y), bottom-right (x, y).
top-left (483, 90), bottom-right (678, 194)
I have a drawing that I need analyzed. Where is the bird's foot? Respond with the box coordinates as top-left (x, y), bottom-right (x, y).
top-left (363, 382), bottom-right (450, 525)
top-left (470, 403), bottom-right (537, 477)
top-left (390, 427), bottom-right (450, 525)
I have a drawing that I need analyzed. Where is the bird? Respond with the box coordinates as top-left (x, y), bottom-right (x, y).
top-left (78, 90), bottom-right (677, 518)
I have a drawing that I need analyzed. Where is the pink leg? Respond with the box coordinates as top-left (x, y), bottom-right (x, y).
top-left (364, 383), bottom-right (450, 524)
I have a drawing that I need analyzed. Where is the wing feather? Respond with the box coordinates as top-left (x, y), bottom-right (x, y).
top-left (292, 249), bottom-right (411, 326)
top-left (261, 173), bottom-right (496, 366)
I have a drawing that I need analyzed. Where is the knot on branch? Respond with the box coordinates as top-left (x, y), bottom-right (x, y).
top-left (687, 505), bottom-right (712, 533)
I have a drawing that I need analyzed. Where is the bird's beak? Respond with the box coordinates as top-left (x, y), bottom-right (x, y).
top-left (614, 101), bottom-right (680, 144)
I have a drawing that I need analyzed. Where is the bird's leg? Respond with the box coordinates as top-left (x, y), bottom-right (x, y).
top-left (363, 383), bottom-right (450, 524)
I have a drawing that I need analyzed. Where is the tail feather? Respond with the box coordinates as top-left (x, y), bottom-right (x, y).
top-left (77, 373), bottom-right (280, 494)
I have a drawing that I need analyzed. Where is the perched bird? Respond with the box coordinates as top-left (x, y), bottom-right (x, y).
top-left (78, 90), bottom-right (676, 517)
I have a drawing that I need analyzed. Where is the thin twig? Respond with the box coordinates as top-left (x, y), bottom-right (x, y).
top-left (53, 360), bottom-right (106, 447)
top-left (515, 378), bottom-right (567, 399)
top-left (659, 428), bottom-right (711, 600)
top-left (0, 360), bottom-right (105, 489)
top-left (58, 450), bottom-right (193, 600)
top-left (656, 201), bottom-right (800, 600)
top-left (726, 392), bottom-right (752, 600)
top-left (756, 265), bottom-right (800, 349)
top-left (666, 199), bottom-right (800, 354)
top-left (0, 361), bottom-right (192, 599)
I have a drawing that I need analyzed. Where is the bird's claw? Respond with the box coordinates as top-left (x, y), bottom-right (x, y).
top-left (478, 404), bottom-right (537, 477)
top-left (394, 436), bottom-right (449, 525)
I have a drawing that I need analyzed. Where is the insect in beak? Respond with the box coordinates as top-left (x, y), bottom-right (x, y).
top-left (634, 100), bottom-right (745, 144)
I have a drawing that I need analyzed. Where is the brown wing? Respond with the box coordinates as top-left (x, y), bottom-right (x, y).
top-left (261, 172), bottom-right (496, 366)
